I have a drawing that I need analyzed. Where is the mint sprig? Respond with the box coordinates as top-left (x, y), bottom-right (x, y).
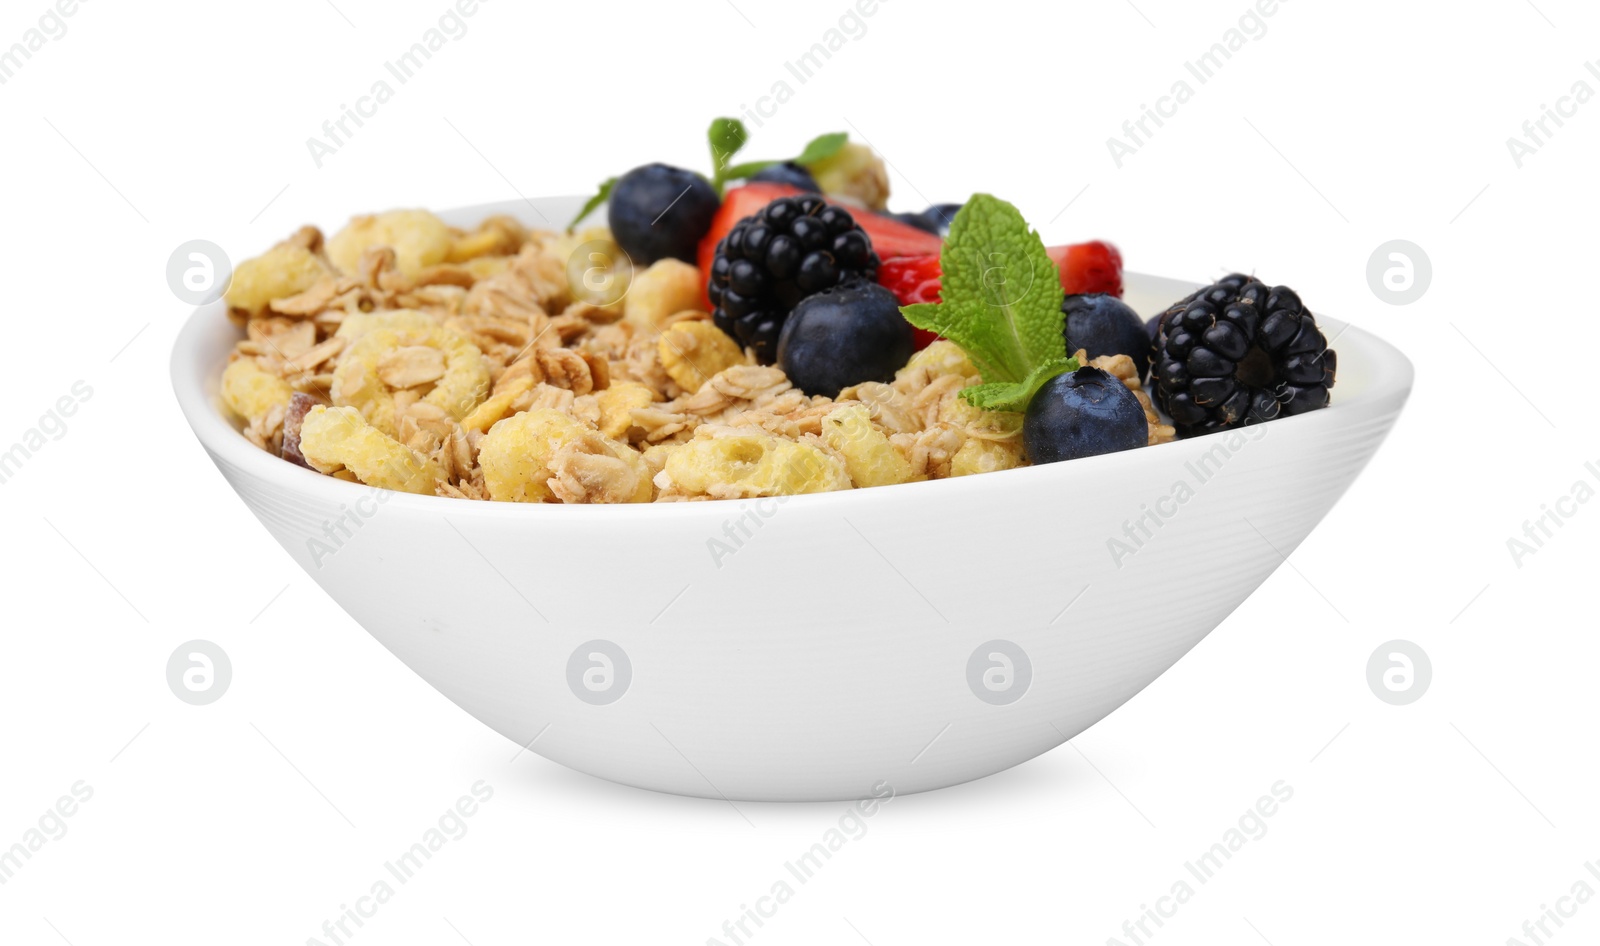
top-left (707, 117), bottom-right (751, 184)
top-left (900, 194), bottom-right (1076, 413)
top-left (794, 131), bottom-right (848, 166)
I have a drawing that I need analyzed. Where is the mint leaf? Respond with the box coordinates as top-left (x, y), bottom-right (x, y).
top-left (900, 194), bottom-right (1069, 412)
top-left (960, 358), bottom-right (1077, 412)
top-left (569, 176), bottom-right (617, 230)
top-left (708, 117), bottom-right (750, 182)
top-left (720, 159), bottom-right (781, 181)
top-left (795, 132), bottom-right (848, 166)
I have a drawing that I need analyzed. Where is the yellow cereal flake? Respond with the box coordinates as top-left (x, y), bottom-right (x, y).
top-left (664, 429), bottom-right (849, 498)
top-left (479, 409), bottom-right (649, 503)
top-left (298, 405), bottom-right (440, 495)
top-left (625, 259), bottom-right (704, 331)
top-left (327, 210), bottom-right (453, 276)
top-left (658, 321), bottom-right (746, 393)
top-left (447, 216), bottom-right (526, 262)
top-left (950, 438), bottom-right (1026, 477)
top-left (460, 376), bottom-right (535, 434)
top-left (334, 308), bottom-right (436, 341)
top-left (221, 357), bottom-right (293, 423)
top-left (558, 228), bottom-right (632, 317)
top-left (595, 381), bottom-right (657, 439)
top-left (331, 310), bottom-right (490, 435)
top-left (224, 243), bottom-right (330, 317)
top-left (640, 442), bottom-right (678, 479)
top-left (938, 394), bottom-right (1023, 437)
top-left (901, 340), bottom-right (980, 382)
top-left (821, 403), bottom-right (915, 488)
top-left (460, 255), bottom-right (512, 281)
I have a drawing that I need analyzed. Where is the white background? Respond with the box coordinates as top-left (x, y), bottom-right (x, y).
top-left (2, 0), bottom-right (1596, 943)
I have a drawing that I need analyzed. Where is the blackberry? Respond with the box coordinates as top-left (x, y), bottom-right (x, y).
top-left (707, 195), bottom-right (879, 364)
top-left (1151, 274), bottom-right (1337, 438)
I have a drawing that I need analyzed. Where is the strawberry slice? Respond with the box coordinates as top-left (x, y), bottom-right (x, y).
top-left (848, 208), bottom-right (946, 261)
top-left (695, 183), bottom-right (945, 308)
top-left (877, 255), bottom-right (945, 350)
top-left (1046, 240), bottom-right (1124, 297)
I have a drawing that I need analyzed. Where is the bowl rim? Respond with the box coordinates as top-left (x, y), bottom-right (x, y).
top-left (170, 201), bottom-right (1415, 521)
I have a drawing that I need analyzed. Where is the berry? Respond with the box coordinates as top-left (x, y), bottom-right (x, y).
top-left (890, 211), bottom-right (942, 235)
top-left (777, 282), bottom-right (915, 398)
top-left (1145, 313), bottom-right (1162, 345)
top-left (1023, 366), bottom-right (1148, 464)
top-left (1046, 240), bottom-right (1123, 297)
top-left (923, 202), bottom-right (965, 234)
top-left (1062, 293), bottom-right (1151, 379)
top-left (750, 161), bottom-right (821, 192)
top-left (1151, 274), bottom-right (1337, 438)
top-left (876, 255), bottom-right (943, 350)
top-left (878, 255), bottom-right (944, 306)
top-left (608, 164), bottom-right (720, 266)
top-left (849, 210), bottom-right (945, 260)
top-left (696, 184), bottom-right (942, 307)
top-left (708, 195), bottom-right (880, 364)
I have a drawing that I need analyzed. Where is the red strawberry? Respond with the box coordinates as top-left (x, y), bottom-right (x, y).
top-left (1047, 240), bottom-right (1124, 297)
top-left (877, 255), bottom-right (945, 350)
top-left (695, 184), bottom-right (945, 309)
top-left (847, 208), bottom-right (945, 261)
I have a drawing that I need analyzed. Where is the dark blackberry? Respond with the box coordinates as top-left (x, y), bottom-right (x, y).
top-left (1151, 274), bottom-right (1337, 438)
top-left (707, 195), bottom-right (879, 364)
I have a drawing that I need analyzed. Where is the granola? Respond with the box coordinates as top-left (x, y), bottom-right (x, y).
top-left (216, 200), bottom-right (1179, 504)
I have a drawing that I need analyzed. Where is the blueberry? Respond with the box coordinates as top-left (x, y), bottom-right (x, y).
top-left (1062, 293), bottom-right (1152, 379)
top-left (750, 161), bottom-right (821, 192)
top-left (607, 163), bottom-right (720, 266)
top-left (923, 202), bottom-right (966, 234)
top-left (1145, 313), bottom-right (1163, 345)
top-left (1023, 366), bottom-right (1148, 464)
top-left (890, 212), bottom-right (942, 235)
top-left (777, 282), bottom-right (914, 398)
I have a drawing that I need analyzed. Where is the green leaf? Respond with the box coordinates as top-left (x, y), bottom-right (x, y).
top-left (959, 357), bottom-right (1077, 412)
top-left (707, 117), bottom-right (750, 175)
top-left (899, 194), bottom-right (1069, 413)
top-left (568, 176), bottom-right (617, 230)
top-left (719, 159), bottom-right (781, 181)
top-left (795, 132), bottom-right (848, 166)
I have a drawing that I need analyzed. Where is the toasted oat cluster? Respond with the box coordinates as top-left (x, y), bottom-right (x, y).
top-left (218, 209), bottom-right (1172, 503)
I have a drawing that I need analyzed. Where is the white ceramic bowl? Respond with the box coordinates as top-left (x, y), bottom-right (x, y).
top-left (173, 197), bottom-right (1412, 801)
